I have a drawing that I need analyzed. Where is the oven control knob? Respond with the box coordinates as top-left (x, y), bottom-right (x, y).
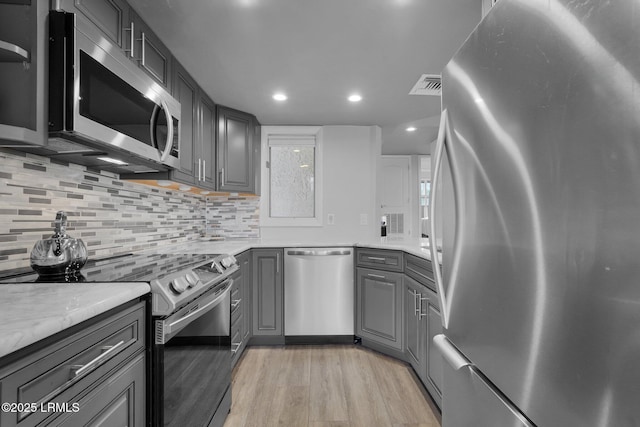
top-left (185, 272), bottom-right (198, 288)
top-left (169, 277), bottom-right (189, 294)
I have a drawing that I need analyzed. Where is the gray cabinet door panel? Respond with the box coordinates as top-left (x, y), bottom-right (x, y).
top-left (131, 11), bottom-right (171, 89)
top-left (404, 276), bottom-right (424, 374)
top-left (424, 286), bottom-right (443, 406)
top-left (216, 106), bottom-right (255, 193)
top-left (199, 93), bottom-right (216, 189)
top-left (171, 61), bottom-right (197, 182)
top-left (73, 0), bottom-right (129, 48)
top-left (252, 249), bottom-right (283, 336)
top-left (356, 267), bottom-right (402, 350)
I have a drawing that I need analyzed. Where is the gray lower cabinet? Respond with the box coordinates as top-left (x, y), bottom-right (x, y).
top-left (424, 286), bottom-right (443, 407)
top-left (231, 250), bottom-right (251, 366)
top-left (0, 300), bottom-right (146, 427)
top-left (252, 249), bottom-right (283, 336)
top-left (404, 275), bottom-right (426, 375)
top-left (49, 353), bottom-right (145, 427)
top-left (356, 267), bottom-right (403, 351)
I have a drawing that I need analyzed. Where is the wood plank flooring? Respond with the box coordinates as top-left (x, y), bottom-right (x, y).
top-left (224, 345), bottom-right (441, 427)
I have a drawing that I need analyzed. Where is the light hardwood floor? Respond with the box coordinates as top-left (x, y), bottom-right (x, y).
top-left (224, 345), bottom-right (441, 427)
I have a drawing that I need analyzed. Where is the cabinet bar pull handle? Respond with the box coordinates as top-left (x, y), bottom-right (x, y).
top-left (198, 158), bottom-right (202, 181)
top-left (221, 167), bottom-right (225, 186)
top-left (367, 273), bottom-right (386, 279)
top-left (138, 32), bottom-right (146, 66)
top-left (70, 340), bottom-right (126, 379)
top-left (231, 341), bottom-right (242, 354)
top-left (419, 296), bottom-right (428, 319)
top-left (367, 256), bottom-right (386, 261)
top-left (202, 160), bottom-right (206, 181)
top-left (231, 298), bottom-right (242, 309)
top-left (124, 21), bottom-right (135, 58)
top-left (22, 341), bottom-right (126, 419)
top-left (276, 252), bottom-right (280, 273)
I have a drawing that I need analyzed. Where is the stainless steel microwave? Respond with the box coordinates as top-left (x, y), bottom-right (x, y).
top-left (48, 10), bottom-right (180, 171)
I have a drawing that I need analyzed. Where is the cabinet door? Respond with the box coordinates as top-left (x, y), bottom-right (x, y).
top-left (238, 251), bottom-right (252, 342)
top-left (424, 286), bottom-right (443, 407)
top-left (217, 106), bottom-right (254, 193)
top-left (131, 11), bottom-right (171, 89)
top-left (252, 249), bottom-right (283, 336)
top-left (73, 0), bottom-right (129, 49)
top-left (171, 60), bottom-right (197, 184)
top-left (198, 93), bottom-right (216, 190)
top-left (404, 276), bottom-right (423, 373)
top-left (253, 119), bottom-right (261, 195)
top-left (356, 267), bottom-right (403, 350)
top-left (51, 353), bottom-right (145, 427)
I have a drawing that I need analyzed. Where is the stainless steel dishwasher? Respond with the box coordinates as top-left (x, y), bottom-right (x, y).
top-left (284, 247), bottom-right (354, 337)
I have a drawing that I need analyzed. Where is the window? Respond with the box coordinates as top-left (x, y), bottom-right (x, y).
top-left (261, 126), bottom-right (323, 227)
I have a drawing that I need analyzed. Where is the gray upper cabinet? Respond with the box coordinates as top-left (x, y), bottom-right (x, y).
top-left (0, 0), bottom-right (47, 146)
top-left (170, 60), bottom-right (198, 185)
top-left (73, 0), bottom-right (130, 49)
top-left (130, 9), bottom-right (171, 90)
top-left (199, 92), bottom-right (216, 190)
top-left (252, 249), bottom-right (283, 336)
top-left (356, 267), bottom-right (403, 351)
top-left (216, 105), bottom-right (258, 194)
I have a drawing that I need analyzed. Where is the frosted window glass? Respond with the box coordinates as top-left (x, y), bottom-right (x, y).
top-left (269, 146), bottom-right (315, 218)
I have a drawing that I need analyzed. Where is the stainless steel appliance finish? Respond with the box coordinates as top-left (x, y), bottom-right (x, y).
top-left (284, 248), bottom-right (354, 336)
top-left (48, 10), bottom-right (180, 173)
top-left (430, 1), bottom-right (640, 426)
top-left (151, 253), bottom-right (238, 427)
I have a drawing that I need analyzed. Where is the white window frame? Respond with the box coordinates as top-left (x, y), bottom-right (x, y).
top-left (260, 126), bottom-right (323, 227)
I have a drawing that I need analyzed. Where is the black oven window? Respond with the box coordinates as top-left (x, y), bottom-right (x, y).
top-left (79, 52), bottom-right (155, 147)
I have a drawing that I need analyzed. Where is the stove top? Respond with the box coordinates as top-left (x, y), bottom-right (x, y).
top-left (0, 252), bottom-right (219, 284)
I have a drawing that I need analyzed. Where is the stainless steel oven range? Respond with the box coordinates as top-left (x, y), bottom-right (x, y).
top-left (0, 251), bottom-right (239, 427)
top-left (150, 253), bottom-right (239, 427)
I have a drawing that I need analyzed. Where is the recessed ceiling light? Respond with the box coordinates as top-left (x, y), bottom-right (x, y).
top-left (406, 126), bottom-right (417, 132)
top-left (273, 93), bottom-right (287, 101)
top-left (97, 156), bottom-right (127, 165)
top-left (300, 164), bottom-right (309, 168)
top-left (348, 94), bottom-right (362, 102)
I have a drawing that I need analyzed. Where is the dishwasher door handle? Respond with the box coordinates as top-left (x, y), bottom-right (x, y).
top-left (286, 249), bottom-right (351, 256)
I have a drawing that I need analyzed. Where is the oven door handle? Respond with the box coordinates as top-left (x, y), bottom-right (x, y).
top-left (160, 279), bottom-right (232, 342)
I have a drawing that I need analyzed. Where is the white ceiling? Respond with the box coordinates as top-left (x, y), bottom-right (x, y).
top-left (127, 0), bottom-right (481, 154)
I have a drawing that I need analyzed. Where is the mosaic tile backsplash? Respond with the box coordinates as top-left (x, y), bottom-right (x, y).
top-left (0, 149), bottom-right (260, 272)
top-left (206, 195), bottom-right (260, 239)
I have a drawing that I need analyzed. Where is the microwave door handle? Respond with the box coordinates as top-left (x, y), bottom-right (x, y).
top-left (159, 99), bottom-right (174, 162)
top-left (150, 100), bottom-right (175, 162)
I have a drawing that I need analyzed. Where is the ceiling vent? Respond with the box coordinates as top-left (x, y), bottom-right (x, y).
top-left (409, 74), bottom-right (442, 96)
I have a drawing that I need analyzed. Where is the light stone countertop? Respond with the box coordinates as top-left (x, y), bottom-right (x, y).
top-left (0, 237), bottom-right (439, 362)
top-left (159, 237), bottom-right (442, 264)
top-left (0, 282), bottom-right (150, 360)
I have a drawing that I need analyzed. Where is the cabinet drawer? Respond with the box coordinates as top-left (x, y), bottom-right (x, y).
top-left (404, 253), bottom-right (436, 291)
top-left (356, 248), bottom-right (403, 272)
top-left (0, 302), bottom-right (145, 427)
top-left (49, 352), bottom-right (145, 427)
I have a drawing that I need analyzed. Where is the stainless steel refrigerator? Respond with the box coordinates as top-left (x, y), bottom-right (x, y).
top-left (429, 0), bottom-right (640, 426)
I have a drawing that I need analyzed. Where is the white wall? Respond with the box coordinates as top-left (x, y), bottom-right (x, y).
top-left (260, 125), bottom-right (381, 242)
